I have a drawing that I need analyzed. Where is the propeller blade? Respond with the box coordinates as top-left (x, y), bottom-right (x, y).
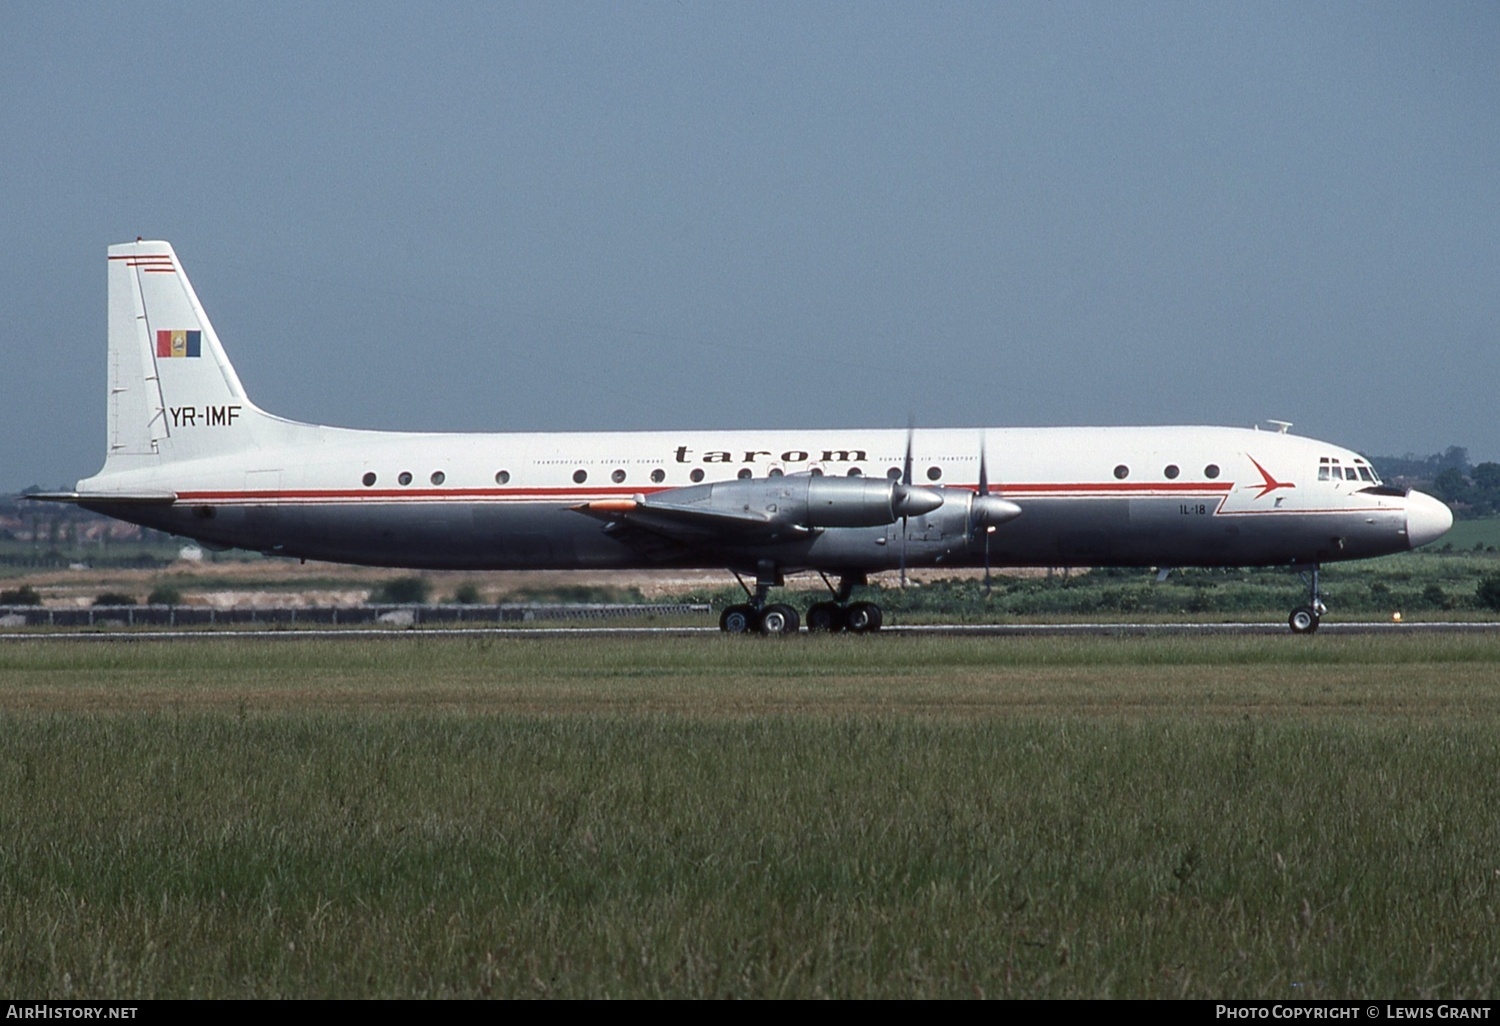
top-left (899, 417), bottom-right (914, 588)
top-left (977, 433), bottom-right (989, 497)
top-left (984, 528), bottom-right (993, 595)
top-left (969, 430), bottom-right (1012, 597)
top-left (967, 432), bottom-right (1021, 534)
top-left (980, 432), bottom-right (990, 594)
top-left (902, 416), bottom-right (915, 488)
top-left (968, 432), bottom-right (987, 539)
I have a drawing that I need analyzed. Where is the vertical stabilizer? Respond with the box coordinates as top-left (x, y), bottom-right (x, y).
top-left (100, 240), bottom-right (285, 472)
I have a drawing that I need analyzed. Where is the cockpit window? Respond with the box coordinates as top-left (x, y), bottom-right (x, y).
top-left (1320, 455), bottom-right (1382, 486)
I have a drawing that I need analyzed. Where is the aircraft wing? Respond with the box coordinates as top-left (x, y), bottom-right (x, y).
top-left (571, 497), bottom-right (812, 544)
top-left (570, 476), bottom-right (945, 547)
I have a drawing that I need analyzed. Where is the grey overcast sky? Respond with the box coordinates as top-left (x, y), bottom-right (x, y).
top-left (3, 2), bottom-right (1497, 491)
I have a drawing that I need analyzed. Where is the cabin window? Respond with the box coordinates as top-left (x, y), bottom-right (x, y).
top-left (847, 467), bottom-right (863, 477)
top-left (1204, 464), bottom-right (1220, 479)
top-left (430, 471), bottom-right (445, 486)
top-left (611, 469), bottom-right (626, 484)
top-left (810, 468), bottom-right (824, 477)
top-left (1114, 465), bottom-right (1129, 480)
top-left (927, 466), bottom-right (942, 481)
top-left (650, 468), bottom-right (665, 483)
top-left (887, 467), bottom-right (902, 480)
top-left (690, 469), bottom-right (705, 483)
top-left (398, 471), bottom-right (413, 486)
top-left (362, 472), bottom-right (376, 487)
top-left (769, 468), bottom-right (784, 478)
top-left (1164, 465), bottom-right (1179, 479)
top-left (573, 469), bottom-right (587, 484)
top-left (737, 468), bottom-right (753, 479)
top-left (495, 470), bottom-right (510, 485)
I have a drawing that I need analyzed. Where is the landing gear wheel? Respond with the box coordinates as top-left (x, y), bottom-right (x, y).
top-left (844, 601), bottom-right (883, 634)
top-left (720, 604), bottom-right (756, 634)
top-left (806, 601), bottom-right (845, 633)
top-left (758, 603), bottom-right (800, 636)
top-left (1289, 606), bottom-right (1321, 634)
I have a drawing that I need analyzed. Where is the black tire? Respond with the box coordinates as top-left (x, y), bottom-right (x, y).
top-left (845, 601), bottom-right (883, 633)
top-left (758, 603), bottom-right (800, 636)
top-left (806, 601), bottom-right (844, 633)
top-left (720, 604), bottom-right (756, 634)
top-left (1288, 606), bottom-right (1320, 634)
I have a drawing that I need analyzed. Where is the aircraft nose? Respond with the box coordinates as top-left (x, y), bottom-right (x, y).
top-left (1405, 490), bottom-right (1454, 550)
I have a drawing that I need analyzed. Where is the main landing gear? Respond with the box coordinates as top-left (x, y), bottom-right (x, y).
top-left (719, 601), bottom-right (800, 636)
top-left (718, 567), bottom-right (885, 636)
top-left (1288, 564), bottom-right (1327, 634)
top-left (719, 562), bottom-right (799, 636)
top-left (805, 600), bottom-right (882, 634)
top-left (805, 572), bottom-right (883, 634)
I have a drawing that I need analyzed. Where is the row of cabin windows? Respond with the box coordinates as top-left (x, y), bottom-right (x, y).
top-left (362, 470), bottom-right (446, 487)
top-left (1113, 464), bottom-right (1221, 480)
top-left (358, 464), bottom-right (1240, 488)
top-left (361, 468), bottom-right (700, 487)
top-left (358, 466), bottom-right (945, 487)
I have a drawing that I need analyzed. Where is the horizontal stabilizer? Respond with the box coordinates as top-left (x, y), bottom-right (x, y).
top-left (24, 490), bottom-right (178, 505)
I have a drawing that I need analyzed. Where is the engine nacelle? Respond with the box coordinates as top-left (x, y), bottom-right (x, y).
top-left (665, 475), bottom-right (944, 529)
top-left (804, 475), bottom-right (945, 527)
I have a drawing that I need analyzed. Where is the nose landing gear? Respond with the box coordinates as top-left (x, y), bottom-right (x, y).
top-left (1289, 564), bottom-right (1326, 634)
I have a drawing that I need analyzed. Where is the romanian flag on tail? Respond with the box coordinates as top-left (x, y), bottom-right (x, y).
top-left (156, 330), bottom-right (202, 359)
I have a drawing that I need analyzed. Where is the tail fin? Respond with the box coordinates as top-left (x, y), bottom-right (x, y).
top-left (101, 240), bottom-right (290, 472)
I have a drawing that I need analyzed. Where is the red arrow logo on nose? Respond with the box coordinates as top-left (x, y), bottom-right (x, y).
top-left (1247, 456), bottom-right (1296, 499)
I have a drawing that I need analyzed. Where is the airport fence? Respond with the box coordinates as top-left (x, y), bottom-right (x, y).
top-left (0, 603), bottom-right (710, 629)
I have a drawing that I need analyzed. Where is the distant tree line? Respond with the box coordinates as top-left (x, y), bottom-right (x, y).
top-left (1368, 446), bottom-right (1471, 482)
top-left (1370, 447), bottom-right (1500, 518)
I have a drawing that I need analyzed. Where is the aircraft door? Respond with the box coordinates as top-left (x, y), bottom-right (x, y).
top-left (242, 469), bottom-right (286, 551)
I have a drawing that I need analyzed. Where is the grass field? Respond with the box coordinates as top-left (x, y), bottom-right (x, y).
top-left (2, 634), bottom-right (1498, 998)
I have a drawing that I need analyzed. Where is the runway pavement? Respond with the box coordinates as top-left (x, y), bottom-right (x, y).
top-left (4, 620), bottom-right (1499, 642)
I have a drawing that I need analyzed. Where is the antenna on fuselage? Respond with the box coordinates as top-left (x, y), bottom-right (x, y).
top-left (1265, 420), bottom-right (1294, 434)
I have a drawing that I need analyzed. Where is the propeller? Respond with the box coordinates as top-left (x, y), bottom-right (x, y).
top-left (966, 432), bottom-right (1022, 594)
top-left (975, 434), bottom-right (993, 593)
top-left (899, 417), bottom-right (914, 588)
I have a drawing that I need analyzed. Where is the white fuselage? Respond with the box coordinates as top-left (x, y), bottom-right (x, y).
top-left (80, 423), bottom-right (1451, 573)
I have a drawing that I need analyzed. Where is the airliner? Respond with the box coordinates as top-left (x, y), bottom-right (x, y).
top-left (33, 240), bottom-right (1454, 634)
